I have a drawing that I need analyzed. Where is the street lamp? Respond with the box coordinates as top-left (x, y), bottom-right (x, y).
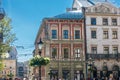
top-left (37, 38), bottom-right (43, 80)
top-left (87, 57), bottom-right (94, 80)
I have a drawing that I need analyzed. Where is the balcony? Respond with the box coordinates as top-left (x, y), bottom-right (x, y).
top-left (86, 53), bottom-right (120, 60)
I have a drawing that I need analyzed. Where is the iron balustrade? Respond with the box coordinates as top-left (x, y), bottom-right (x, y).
top-left (86, 53), bottom-right (119, 60)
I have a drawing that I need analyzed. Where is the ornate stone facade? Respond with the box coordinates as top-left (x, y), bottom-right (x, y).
top-left (35, 17), bottom-right (85, 80)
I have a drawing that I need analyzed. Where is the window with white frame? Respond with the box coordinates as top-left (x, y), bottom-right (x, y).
top-left (51, 48), bottom-right (57, 58)
top-left (91, 30), bottom-right (96, 39)
top-left (74, 48), bottom-right (81, 58)
top-left (51, 30), bottom-right (57, 39)
top-left (103, 47), bottom-right (109, 54)
top-left (112, 46), bottom-right (118, 54)
top-left (103, 30), bottom-right (109, 39)
top-left (91, 47), bottom-right (97, 54)
top-left (112, 30), bottom-right (118, 39)
top-left (91, 18), bottom-right (96, 25)
top-left (63, 30), bottom-right (68, 39)
top-left (75, 30), bottom-right (80, 39)
top-left (103, 18), bottom-right (108, 25)
top-left (112, 18), bottom-right (117, 26)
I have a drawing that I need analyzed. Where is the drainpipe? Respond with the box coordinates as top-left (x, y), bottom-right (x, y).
top-left (82, 7), bottom-right (87, 80)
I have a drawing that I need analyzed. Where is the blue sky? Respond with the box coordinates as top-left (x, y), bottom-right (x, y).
top-left (2, 0), bottom-right (119, 62)
top-left (2, 0), bottom-right (73, 62)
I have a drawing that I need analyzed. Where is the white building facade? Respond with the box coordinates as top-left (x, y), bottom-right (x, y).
top-left (73, 0), bottom-right (120, 79)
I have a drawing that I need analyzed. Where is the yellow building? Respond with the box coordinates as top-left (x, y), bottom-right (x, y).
top-left (1, 60), bottom-right (17, 79)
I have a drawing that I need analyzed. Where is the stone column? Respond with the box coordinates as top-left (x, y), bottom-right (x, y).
top-left (58, 62), bottom-right (62, 79)
top-left (58, 43), bottom-right (62, 79)
top-left (70, 62), bottom-right (74, 80)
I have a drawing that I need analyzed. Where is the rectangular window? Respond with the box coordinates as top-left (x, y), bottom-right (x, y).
top-left (75, 30), bottom-right (80, 39)
top-left (91, 47), bottom-right (97, 54)
top-left (112, 46), bottom-right (118, 54)
top-left (52, 30), bottom-right (57, 39)
top-left (91, 30), bottom-right (96, 39)
top-left (63, 30), bottom-right (68, 39)
top-left (103, 47), bottom-right (109, 54)
top-left (19, 72), bottom-right (24, 76)
top-left (74, 49), bottom-right (80, 58)
top-left (52, 48), bottom-right (57, 58)
top-left (103, 31), bottom-right (108, 39)
top-left (112, 19), bottom-right (117, 26)
top-left (112, 31), bottom-right (117, 39)
top-left (64, 48), bottom-right (69, 58)
top-left (91, 18), bottom-right (96, 25)
top-left (19, 67), bottom-right (23, 71)
top-left (103, 18), bottom-right (108, 25)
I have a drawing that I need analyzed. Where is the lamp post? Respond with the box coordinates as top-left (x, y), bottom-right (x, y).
top-left (37, 38), bottom-right (43, 80)
top-left (88, 57), bottom-right (94, 80)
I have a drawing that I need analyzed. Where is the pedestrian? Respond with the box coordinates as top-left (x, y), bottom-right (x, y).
top-left (109, 74), bottom-right (113, 80)
top-left (59, 78), bottom-right (61, 80)
top-left (105, 77), bottom-right (108, 80)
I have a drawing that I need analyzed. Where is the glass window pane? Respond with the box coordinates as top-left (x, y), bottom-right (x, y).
top-left (104, 47), bottom-right (109, 54)
top-left (103, 18), bottom-right (108, 25)
top-left (112, 31), bottom-right (117, 39)
top-left (74, 49), bottom-right (80, 58)
top-left (52, 30), bottom-right (57, 39)
top-left (113, 47), bottom-right (118, 54)
top-left (63, 30), bottom-right (68, 39)
top-left (91, 47), bottom-right (97, 54)
top-left (64, 48), bottom-right (69, 58)
top-left (52, 48), bottom-right (57, 58)
top-left (91, 30), bottom-right (96, 39)
top-left (103, 31), bottom-right (108, 39)
top-left (112, 19), bottom-right (117, 26)
top-left (91, 18), bottom-right (96, 25)
top-left (75, 30), bottom-right (80, 39)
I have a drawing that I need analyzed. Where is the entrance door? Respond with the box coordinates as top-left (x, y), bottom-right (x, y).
top-left (74, 70), bottom-right (84, 80)
top-left (62, 70), bottom-right (70, 80)
top-left (50, 70), bottom-right (58, 80)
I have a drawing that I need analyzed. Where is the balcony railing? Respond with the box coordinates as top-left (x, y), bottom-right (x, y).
top-left (86, 53), bottom-right (120, 60)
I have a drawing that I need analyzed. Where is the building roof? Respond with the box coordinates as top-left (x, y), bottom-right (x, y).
top-left (72, 0), bottom-right (94, 8)
top-left (53, 11), bottom-right (83, 19)
top-left (78, 0), bottom-right (94, 7)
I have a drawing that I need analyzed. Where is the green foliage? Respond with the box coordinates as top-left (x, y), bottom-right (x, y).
top-left (7, 73), bottom-right (14, 78)
top-left (0, 60), bottom-right (4, 71)
top-left (88, 65), bottom-right (96, 72)
top-left (0, 16), bottom-right (16, 53)
top-left (29, 55), bottom-right (50, 67)
top-left (0, 16), bottom-right (16, 71)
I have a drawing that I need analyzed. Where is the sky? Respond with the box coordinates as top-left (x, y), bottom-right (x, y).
top-left (2, 0), bottom-right (73, 62)
top-left (1, 0), bottom-right (120, 62)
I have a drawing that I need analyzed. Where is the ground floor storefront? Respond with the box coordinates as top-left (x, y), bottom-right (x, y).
top-left (87, 70), bottom-right (120, 80)
top-left (47, 60), bottom-right (85, 80)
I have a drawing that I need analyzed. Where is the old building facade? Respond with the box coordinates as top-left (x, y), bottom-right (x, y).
top-left (73, 0), bottom-right (120, 79)
top-left (34, 11), bottom-right (85, 80)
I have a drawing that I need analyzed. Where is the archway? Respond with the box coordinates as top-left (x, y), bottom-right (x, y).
top-left (112, 65), bottom-right (119, 80)
top-left (101, 66), bottom-right (108, 79)
top-left (49, 70), bottom-right (58, 80)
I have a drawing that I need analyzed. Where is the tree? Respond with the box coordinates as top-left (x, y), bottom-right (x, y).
top-left (0, 16), bottom-right (16, 52)
top-left (0, 16), bottom-right (16, 70)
